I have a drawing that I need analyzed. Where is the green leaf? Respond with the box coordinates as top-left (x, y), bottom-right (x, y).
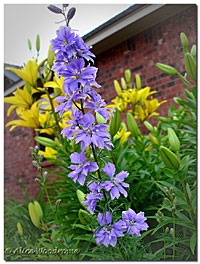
top-left (190, 232), bottom-right (196, 255)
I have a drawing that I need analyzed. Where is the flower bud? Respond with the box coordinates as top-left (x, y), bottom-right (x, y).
top-left (109, 108), bottom-right (121, 137)
top-left (78, 209), bottom-right (92, 225)
top-left (163, 187), bottom-right (169, 194)
top-left (121, 77), bottom-right (127, 90)
top-left (35, 178), bottom-right (41, 185)
top-left (159, 146), bottom-right (180, 170)
top-left (168, 128), bottom-right (180, 152)
top-left (171, 206), bottom-right (176, 214)
top-left (180, 32), bottom-right (188, 53)
top-left (76, 190), bottom-right (87, 208)
top-left (35, 145), bottom-right (39, 151)
top-left (35, 136), bottom-right (57, 148)
top-left (17, 222), bottom-right (23, 236)
top-left (125, 69), bottom-right (131, 85)
top-left (190, 44), bottom-right (196, 57)
top-left (67, 7), bottom-right (76, 21)
top-left (144, 121), bottom-right (154, 132)
top-left (48, 5), bottom-right (63, 14)
top-left (185, 52), bottom-right (196, 82)
top-left (169, 187), bottom-right (174, 192)
top-left (135, 74), bottom-right (142, 89)
top-left (56, 199), bottom-right (61, 207)
top-left (32, 160), bottom-right (38, 167)
top-left (65, 216), bottom-right (69, 221)
top-left (165, 227), bottom-right (169, 233)
top-left (27, 38), bottom-right (32, 51)
top-left (57, 238), bottom-right (63, 244)
top-left (34, 200), bottom-right (43, 220)
top-left (164, 198), bottom-right (170, 203)
top-left (48, 45), bottom-right (55, 68)
top-left (170, 228), bottom-right (174, 235)
top-left (28, 202), bottom-right (40, 228)
top-left (156, 63), bottom-right (178, 75)
top-left (114, 80), bottom-right (122, 97)
top-left (127, 112), bottom-right (141, 138)
top-left (36, 34), bottom-right (40, 53)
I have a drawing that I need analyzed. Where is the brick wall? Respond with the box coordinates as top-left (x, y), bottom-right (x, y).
top-left (4, 6), bottom-right (197, 201)
top-left (95, 6), bottom-right (196, 126)
top-left (4, 103), bottom-right (40, 201)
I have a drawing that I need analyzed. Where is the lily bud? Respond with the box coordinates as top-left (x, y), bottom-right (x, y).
top-left (109, 108), bottom-right (121, 137)
top-left (125, 69), bottom-right (131, 86)
top-left (114, 80), bottom-right (122, 96)
top-left (159, 146), bottom-right (180, 170)
top-left (190, 44), bottom-right (196, 57)
top-left (76, 190), bottom-right (87, 208)
top-left (27, 38), bottom-right (32, 51)
top-left (156, 63), bottom-right (178, 75)
top-left (36, 34), bottom-right (40, 53)
top-left (185, 52), bottom-right (196, 82)
top-left (78, 209), bottom-right (92, 225)
top-left (180, 32), bottom-right (188, 53)
top-left (121, 77), bottom-right (127, 90)
top-left (34, 200), bottom-right (43, 220)
top-left (144, 121), bottom-right (154, 132)
top-left (35, 136), bottom-right (57, 148)
top-left (165, 227), bottom-right (169, 233)
top-left (17, 222), bottom-right (23, 236)
top-left (135, 74), bottom-right (142, 89)
top-left (168, 128), bottom-right (180, 152)
top-left (127, 112), bottom-right (141, 138)
top-left (48, 45), bottom-right (55, 68)
top-left (28, 202), bottom-right (40, 228)
top-left (35, 178), bottom-right (41, 185)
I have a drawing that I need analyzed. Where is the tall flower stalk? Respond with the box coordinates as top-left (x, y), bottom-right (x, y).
top-left (49, 9), bottom-right (148, 247)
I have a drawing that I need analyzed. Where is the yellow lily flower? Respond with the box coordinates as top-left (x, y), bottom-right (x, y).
top-left (6, 101), bottom-right (41, 131)
top-left (38, 146), bottom-right (58, 159)
top-left (114, 127), bottom-right (131, 145)
top-left (4, 85), bottom-right (34, 116)
top-left (6, 58), bottom-right (41, 87)
top-left (108, 96), bottom-right (128, 112)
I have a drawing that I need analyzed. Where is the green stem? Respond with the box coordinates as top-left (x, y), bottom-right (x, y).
top-left (177, 72), bottom-right (193, 89)
top-left (181, 180), bottom-right (196, 228)
top-left (163, 227), bottom-right (166, 261)
top-left (172, 212), bottom-right (175, 260)
top-left (45, 88), bottom-right (62, 134)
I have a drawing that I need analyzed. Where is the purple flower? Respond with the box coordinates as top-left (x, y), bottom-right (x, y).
top-left (101, 163), bottom-right (129, 200)
top-left (74, 113), bottom-right (112, 151)
top-left (122, 208), bottom-right (149, 236)
top-left (55, 90), bottom-right (87, 117)
top-left (61, 108), bottom-right (83, 139)
top-left (61, 58), bottom-right (100, 94)
top-left (82, 192), bottom-right (104, 214)
top-left (73, 35), bottom-right (95, 62)
top-left (94, 212), bottom-right (124, 247)
top-left (68, 152), bottom-right (98, 185)
top-left (84, 93), bottom-right (113, 121)
top-left (51, 26), bottom-right (77, 60)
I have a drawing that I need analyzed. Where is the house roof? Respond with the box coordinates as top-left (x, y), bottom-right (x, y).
top-left (83, 4), bottom-right (195, 54)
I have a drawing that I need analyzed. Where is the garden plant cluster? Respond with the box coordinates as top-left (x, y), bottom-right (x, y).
top-left (4, 4), bottom-right (196, 261)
